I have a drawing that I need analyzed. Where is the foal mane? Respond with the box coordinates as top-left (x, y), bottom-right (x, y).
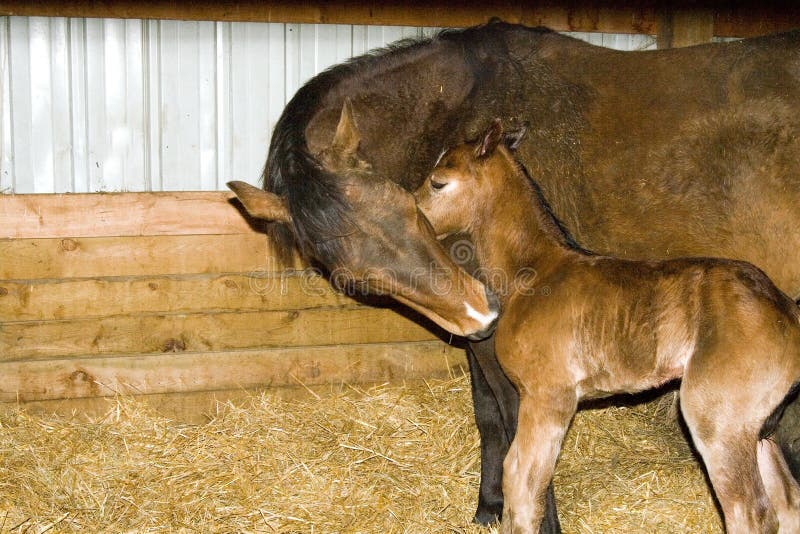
top-left (510, 154), bottom-right (590, 255)
top-left (263, 21), bottom-right (553, 265)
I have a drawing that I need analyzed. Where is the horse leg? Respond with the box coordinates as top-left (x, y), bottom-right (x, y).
top-left (500, 390), bottom-right (575, 534)
top-left (757, 438), bottom-right (800, 531)
top-left (467, 339), bottom-right (509, 524)
top-left (681, 386), bottom-right (777, 533)
top-left (469, 337), bottom-right (562, 533)
top-left (773, 396), bottom-right (800, 481)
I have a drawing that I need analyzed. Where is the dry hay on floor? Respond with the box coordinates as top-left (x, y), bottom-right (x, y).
top-left (0, 374), bottom-right (721, 533)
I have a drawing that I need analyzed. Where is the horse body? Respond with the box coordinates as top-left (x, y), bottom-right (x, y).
top-left (233, 22), bottom-right (800, 528)
top-left (523, 31), bottom-right (800, 292)
top-left (416, 122), bottom-right (800, 533)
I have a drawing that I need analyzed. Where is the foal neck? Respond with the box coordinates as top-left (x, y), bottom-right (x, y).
top-left (472, 149), bottom-right (578, 298)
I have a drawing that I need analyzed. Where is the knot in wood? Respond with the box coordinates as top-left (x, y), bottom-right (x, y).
top-left (162, 338), bottom-right (187, 352)
top-left (70, 370), bottom-right (90, 383)
top-left (60, 238), bottom-right (78, 251)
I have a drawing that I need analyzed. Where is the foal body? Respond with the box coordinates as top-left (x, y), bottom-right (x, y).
top-left (415, 122), bottom-right (800, 533)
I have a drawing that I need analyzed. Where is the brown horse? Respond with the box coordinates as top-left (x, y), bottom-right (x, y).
top-left (230, 21), bottom-right (800, 530)
top-left (415, 120), bottom-right (800, 533)
top-left (229, 101), bottom-right (499, 340)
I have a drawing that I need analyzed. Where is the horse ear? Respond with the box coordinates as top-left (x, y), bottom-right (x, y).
top-left (227, 181), bottom-right (292, 223)
top-left (476, 119), bottom-right (503, 158)
top-left (331, 98), bottom-right (361, 157)
top-left (503, 124), bottom-right (528, 151)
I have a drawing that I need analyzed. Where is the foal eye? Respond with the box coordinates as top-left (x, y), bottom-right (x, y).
top-left (430, 180), bottom-right (446, 190)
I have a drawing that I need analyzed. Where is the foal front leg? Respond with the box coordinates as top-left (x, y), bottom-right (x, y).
top-left (501, 390), bottom-right (576, 534)
top-left (469, 337), bottom-right (562, 533)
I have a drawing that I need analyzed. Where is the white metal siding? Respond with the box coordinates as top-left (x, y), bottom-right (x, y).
top-left (0, 17), bottom-right (653, 194)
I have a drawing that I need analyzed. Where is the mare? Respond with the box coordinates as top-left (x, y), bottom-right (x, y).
top-left (415, 120), bottom-right (800, 533)
top-left (229, 21), bottom-right (800, 530)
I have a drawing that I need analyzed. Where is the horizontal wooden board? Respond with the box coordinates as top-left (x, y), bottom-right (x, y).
top-left (2, 1), bottom-right (798, 37)
top-left (0, 233), bottom-right (301, 280)
top-left (0, 386), bottom-right (318, 424)
top-left (4, 382), bottom-right (475, 424)
top-left (0, 341), bottom-right (466, 402)
top-left (0, 273), bottom-right (352, 321)
top-left (1, 306), bottom-right (441, 361)
top-left (0, 191), bottom-right (260, 239)
top-left (0, 1), bottom-right (660, 34)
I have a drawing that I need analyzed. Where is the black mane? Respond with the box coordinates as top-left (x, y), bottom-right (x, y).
top-left (516, 159), bottom-right (592, 255)
top-left (263, 21), bottom-right (553, 265)
top-left (263, 36), bottom-right (434, 265)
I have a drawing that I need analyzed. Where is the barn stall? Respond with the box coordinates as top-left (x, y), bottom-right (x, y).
top-left (0, 2), bottom-right (798, 531)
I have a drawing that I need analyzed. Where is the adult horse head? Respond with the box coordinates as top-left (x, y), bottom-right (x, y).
top-left (229, 100), bottom-right (499, 339)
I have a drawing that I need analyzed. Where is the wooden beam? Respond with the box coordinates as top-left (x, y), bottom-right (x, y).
top-left (0, 0), bottom-right (658, 34)
top-left (0, 191), bottom-right (260, 239)
top-left (657, 7), bottom-right (714, 49)
top-left (0, 306), bottom-right (441, 360)
top-left (5, 381), bottom-right (472, 423)
top-left (0, 273), bottom-right (350, 322)
top-left (3, 1), bottom-right (800, 37)
top-left (0, 341), bottom-right (466, 402)
top-left (5, 1), bottom-right (797, 38)
top-left (0, 233), bottom-right (291, 279)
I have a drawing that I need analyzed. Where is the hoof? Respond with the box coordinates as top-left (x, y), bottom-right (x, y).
top-left (473, 505), bottom-right (502, 526)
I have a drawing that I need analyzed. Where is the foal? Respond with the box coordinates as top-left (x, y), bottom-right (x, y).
top-left (414, 120), bottom-right (800, 533)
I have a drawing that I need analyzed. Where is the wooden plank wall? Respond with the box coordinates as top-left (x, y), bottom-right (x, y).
top-left (0, 192), bottom-right (465, 405)
top-left (2, 1), bottom-right (799, 38)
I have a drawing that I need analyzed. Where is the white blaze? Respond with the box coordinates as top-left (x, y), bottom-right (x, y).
top-left (464, 301), bottom-right (498, 328)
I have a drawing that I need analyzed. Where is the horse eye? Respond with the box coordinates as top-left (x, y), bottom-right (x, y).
top-left (430, 180), bottom-right (447, 190)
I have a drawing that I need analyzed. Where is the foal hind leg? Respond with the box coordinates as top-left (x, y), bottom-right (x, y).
top-left (757, 438), bottom-right (800, 531)
top-left (501, 389), bottom-right (576, 534)
top-left (681, 389), bottom-right (777, 533)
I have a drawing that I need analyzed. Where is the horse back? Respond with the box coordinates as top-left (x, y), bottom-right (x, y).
top-left (513, 31), bottom-right (800, 295)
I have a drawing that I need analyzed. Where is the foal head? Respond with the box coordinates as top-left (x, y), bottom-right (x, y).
top-left (415, 119), bottom-right (526, 238)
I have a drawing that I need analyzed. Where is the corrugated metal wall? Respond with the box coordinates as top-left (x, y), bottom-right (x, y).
top-left (0, 17), bottom-right (655, 194)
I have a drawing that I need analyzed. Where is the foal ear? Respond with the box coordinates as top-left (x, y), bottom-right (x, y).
top-left (476, 119), bottom-right (503, 158)
top-left (503, 124), bottom-right (528, 151)
top-left (331, 98), bottom-right (361, 157)
top-left (227, 181), bottom-right (292, 223)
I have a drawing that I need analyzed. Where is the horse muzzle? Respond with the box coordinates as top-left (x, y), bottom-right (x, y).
top-left (465, 289), bottom-right (501, 341)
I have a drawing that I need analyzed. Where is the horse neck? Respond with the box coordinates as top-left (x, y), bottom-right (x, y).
top-left (472, 152), bottom-right (576, 297)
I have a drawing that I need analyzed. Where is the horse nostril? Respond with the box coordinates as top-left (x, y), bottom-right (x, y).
top-left (465, 288), bottom-right (500, 341)
top-left (466, 317), bottom-right (497, 341)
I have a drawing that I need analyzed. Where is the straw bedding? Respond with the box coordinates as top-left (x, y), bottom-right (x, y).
top-left (0, 373), bottom-right (721, 532)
